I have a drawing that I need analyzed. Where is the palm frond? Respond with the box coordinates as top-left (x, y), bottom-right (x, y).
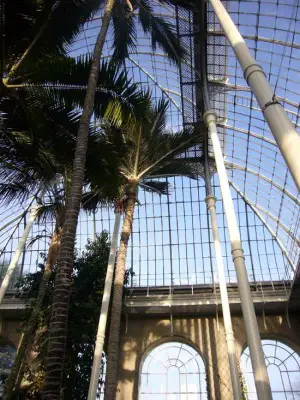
top-left (140, 180), bottom-right (170, 195)
top-left (137, 0), bottom-right (185, 65)
top-left (138, 125), bottom-right (200, 177)
top-left (112, 1), bottom-right (136, 65)
top-left (150, 160), bottom-right (200, 180)
top-left (0, 182), bottom-right (33, 206)
top-left (149, 98), bottom-right (169, 138)
top-left (159, 0), bottom-right (197, 10)
top-left (17, 56), bottom-right (152, 127)
top-left (4, 0), bottom-right (105, 75)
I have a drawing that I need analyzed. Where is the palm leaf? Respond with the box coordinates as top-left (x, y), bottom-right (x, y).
top-left (140, 180), bottom-right (170, 195)
top-left (137, 0), bottom-right (185, 65)
top-left (3, 0), bottom-right (105, 76)
top-left (16, 56), bottom-right (151, 126)
top-left (112, 1), bottom-right (136, 65)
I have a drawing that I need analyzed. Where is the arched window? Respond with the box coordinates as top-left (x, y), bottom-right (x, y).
top-left (139, 341), bottom-right (208, 399)
top-left (241, 339), bottom-right (300, 399)
top-left (0, 344), bottom-right (16, 396)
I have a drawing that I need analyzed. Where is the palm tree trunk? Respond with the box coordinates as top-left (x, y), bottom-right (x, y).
top-left (42, 1), bottom-right (116, 398)
top-left (104, 184), bottom-right (136, 400)
top-left (3, 227), bottom-right (62, 400)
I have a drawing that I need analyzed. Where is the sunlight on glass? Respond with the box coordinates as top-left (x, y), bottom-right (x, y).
top-left (139, 342), bottom-right (207, 399)
top-left (241, 340), bottom-right (300, 399)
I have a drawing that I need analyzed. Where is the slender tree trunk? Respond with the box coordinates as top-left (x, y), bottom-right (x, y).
top-left (88, 212), bottom-right (121, 400)
top-left (42, 1), bottom-right (116, 398)
top-left (104, 184), bottom-right (136, 400)
top-left (3, 228), bottom-right (62, 400)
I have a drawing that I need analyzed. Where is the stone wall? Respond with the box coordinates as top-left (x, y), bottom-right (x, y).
top-left (116, 312), bottom-right (300, 400)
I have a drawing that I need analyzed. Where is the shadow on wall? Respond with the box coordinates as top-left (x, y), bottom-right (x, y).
top-left (117, 312), bottom-right (300, 400)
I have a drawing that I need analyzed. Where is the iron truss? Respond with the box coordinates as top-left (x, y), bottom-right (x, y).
top-left (0, 0), bottom-right (299, 292)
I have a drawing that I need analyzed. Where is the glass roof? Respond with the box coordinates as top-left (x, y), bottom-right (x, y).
top-left (0, 0), bottom-right (299, 292)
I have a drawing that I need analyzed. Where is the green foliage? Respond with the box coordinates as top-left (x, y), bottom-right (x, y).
top-left (63, 233), bottom-right (111, 399)
top-left (13, 233), bottom-right (114, 399)
top-left (110, 0), bottom-right (186, 66)
top-left (2, 0), bottom-right (104, 76)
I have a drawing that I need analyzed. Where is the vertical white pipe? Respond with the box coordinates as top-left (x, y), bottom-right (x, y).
top-left (88, 212), bottom-right (121, 400)
top-left (0, 206), bottom-right (38, 304)
top-left (209, 0), bottom-right (300, 191)
top-left (205, 195), bottom-right (242, 399)
top-left (204, 111), bottom-right (272, 399)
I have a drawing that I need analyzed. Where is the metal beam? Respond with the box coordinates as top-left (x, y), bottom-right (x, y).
top-left (226, 161), bottom-right (299, 205)
top-left (210, 0), bottom-right (300, 190)
top-left (230, 181), bottom-right (296, 272)
top-left (208, 30), bottom-right (300, 51)
top-left (229, 186), bottom-right (300, 246)
top-left (208, 81), bottom-right (300, 110)
top-left (127, 57), bottom-right (182, 112)
top-left (221, 124), bottom-right (277, 147)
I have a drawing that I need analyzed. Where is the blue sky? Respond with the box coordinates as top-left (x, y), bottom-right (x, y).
top-left (0, 0), bottom-right (299, 290)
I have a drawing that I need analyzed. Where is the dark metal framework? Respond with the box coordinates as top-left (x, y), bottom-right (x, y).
top-left (0, 1), bottom-right (299, 301)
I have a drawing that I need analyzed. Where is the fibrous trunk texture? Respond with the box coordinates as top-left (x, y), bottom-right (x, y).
top-left (3, 227), bottom-right (62, 400)
top-left (42, 1), bottom-right (116, 397)
top-left (104, 187), bottom-right (136, 399)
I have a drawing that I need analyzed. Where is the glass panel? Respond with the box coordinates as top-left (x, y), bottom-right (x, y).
top-left (241, 340), bottom-right (300, 399)
top-left (139, 342), bottom-right (207, 399)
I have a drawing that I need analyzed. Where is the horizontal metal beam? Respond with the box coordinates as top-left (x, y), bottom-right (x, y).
top-left (125, 283), bottom-right (290, 316)
top-left (208, 30), bottom-right (300, 50)
top-left (230, 181), bottom-right (296, 272)
top-left (226, 162), bottom-right (299, 205)
top-left (209, 81), bottom-right (299, 110)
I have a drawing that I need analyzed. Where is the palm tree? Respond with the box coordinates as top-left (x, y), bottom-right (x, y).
top-left (0, 57), bottom-right (148, 298)
top-left (2, 2), bottom-right (190, 397)
top-left (0, 72), bottom-right (149, 399)
top-left (41, 0), bottom-right (189, 395)
top-left (87, 100), bottom-right (200, 399)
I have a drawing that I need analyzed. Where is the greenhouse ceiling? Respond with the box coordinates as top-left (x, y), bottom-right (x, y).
top-left (0, 0), bottom-right (299, 289)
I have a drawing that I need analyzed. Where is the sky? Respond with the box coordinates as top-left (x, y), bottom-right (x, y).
top-left (1, 0), bottom-right (299, 289)
top-left (0, 0), bottom-right (300, 398)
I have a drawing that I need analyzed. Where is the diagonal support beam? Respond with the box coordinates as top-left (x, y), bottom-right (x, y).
top-left (209, 0), bottom-right (300, 190)
top-left (221, 125), bottom-right (277, 147)
top-left (240, 198), bottom-right (300, 247)
top-left (127, 56), bottom-right (182, 112)
top-left (230, 181), bottom-right (296, 272)
top-left (226, 161), bottom-right (299, 205)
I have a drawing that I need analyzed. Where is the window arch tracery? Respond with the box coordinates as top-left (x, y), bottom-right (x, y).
top-left (139, 341), bottom-right (208, 399)
top-left (241, 339), bottom-right (300, 399)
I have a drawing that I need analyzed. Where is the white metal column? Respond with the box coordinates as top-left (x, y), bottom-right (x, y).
top-left (209, 0), bottom-right (300, 191)
top-left (88, 212), bottom-right (121, 400)
top-left (204, 135), bottom-right (241, 399)
top-left (0, 206), bottom-right (38, 304)
top-left (204, 110), bottom-right (272, 399)
top-left (205, 196), bottom-right (242, 398)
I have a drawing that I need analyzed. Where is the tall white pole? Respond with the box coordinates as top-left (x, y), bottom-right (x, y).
top-left (0, 206), bottom-right (38, 304)
top-left (204, 110), bottom-right (272, 399)
top-left (209, 0), bottom-right (300, 191)
top-left (88, 212), bottom-right (121, 400)
top-left (205, 196), bottom-right (241, 399)
top-left (204, 144), bottom-right (241, 398)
